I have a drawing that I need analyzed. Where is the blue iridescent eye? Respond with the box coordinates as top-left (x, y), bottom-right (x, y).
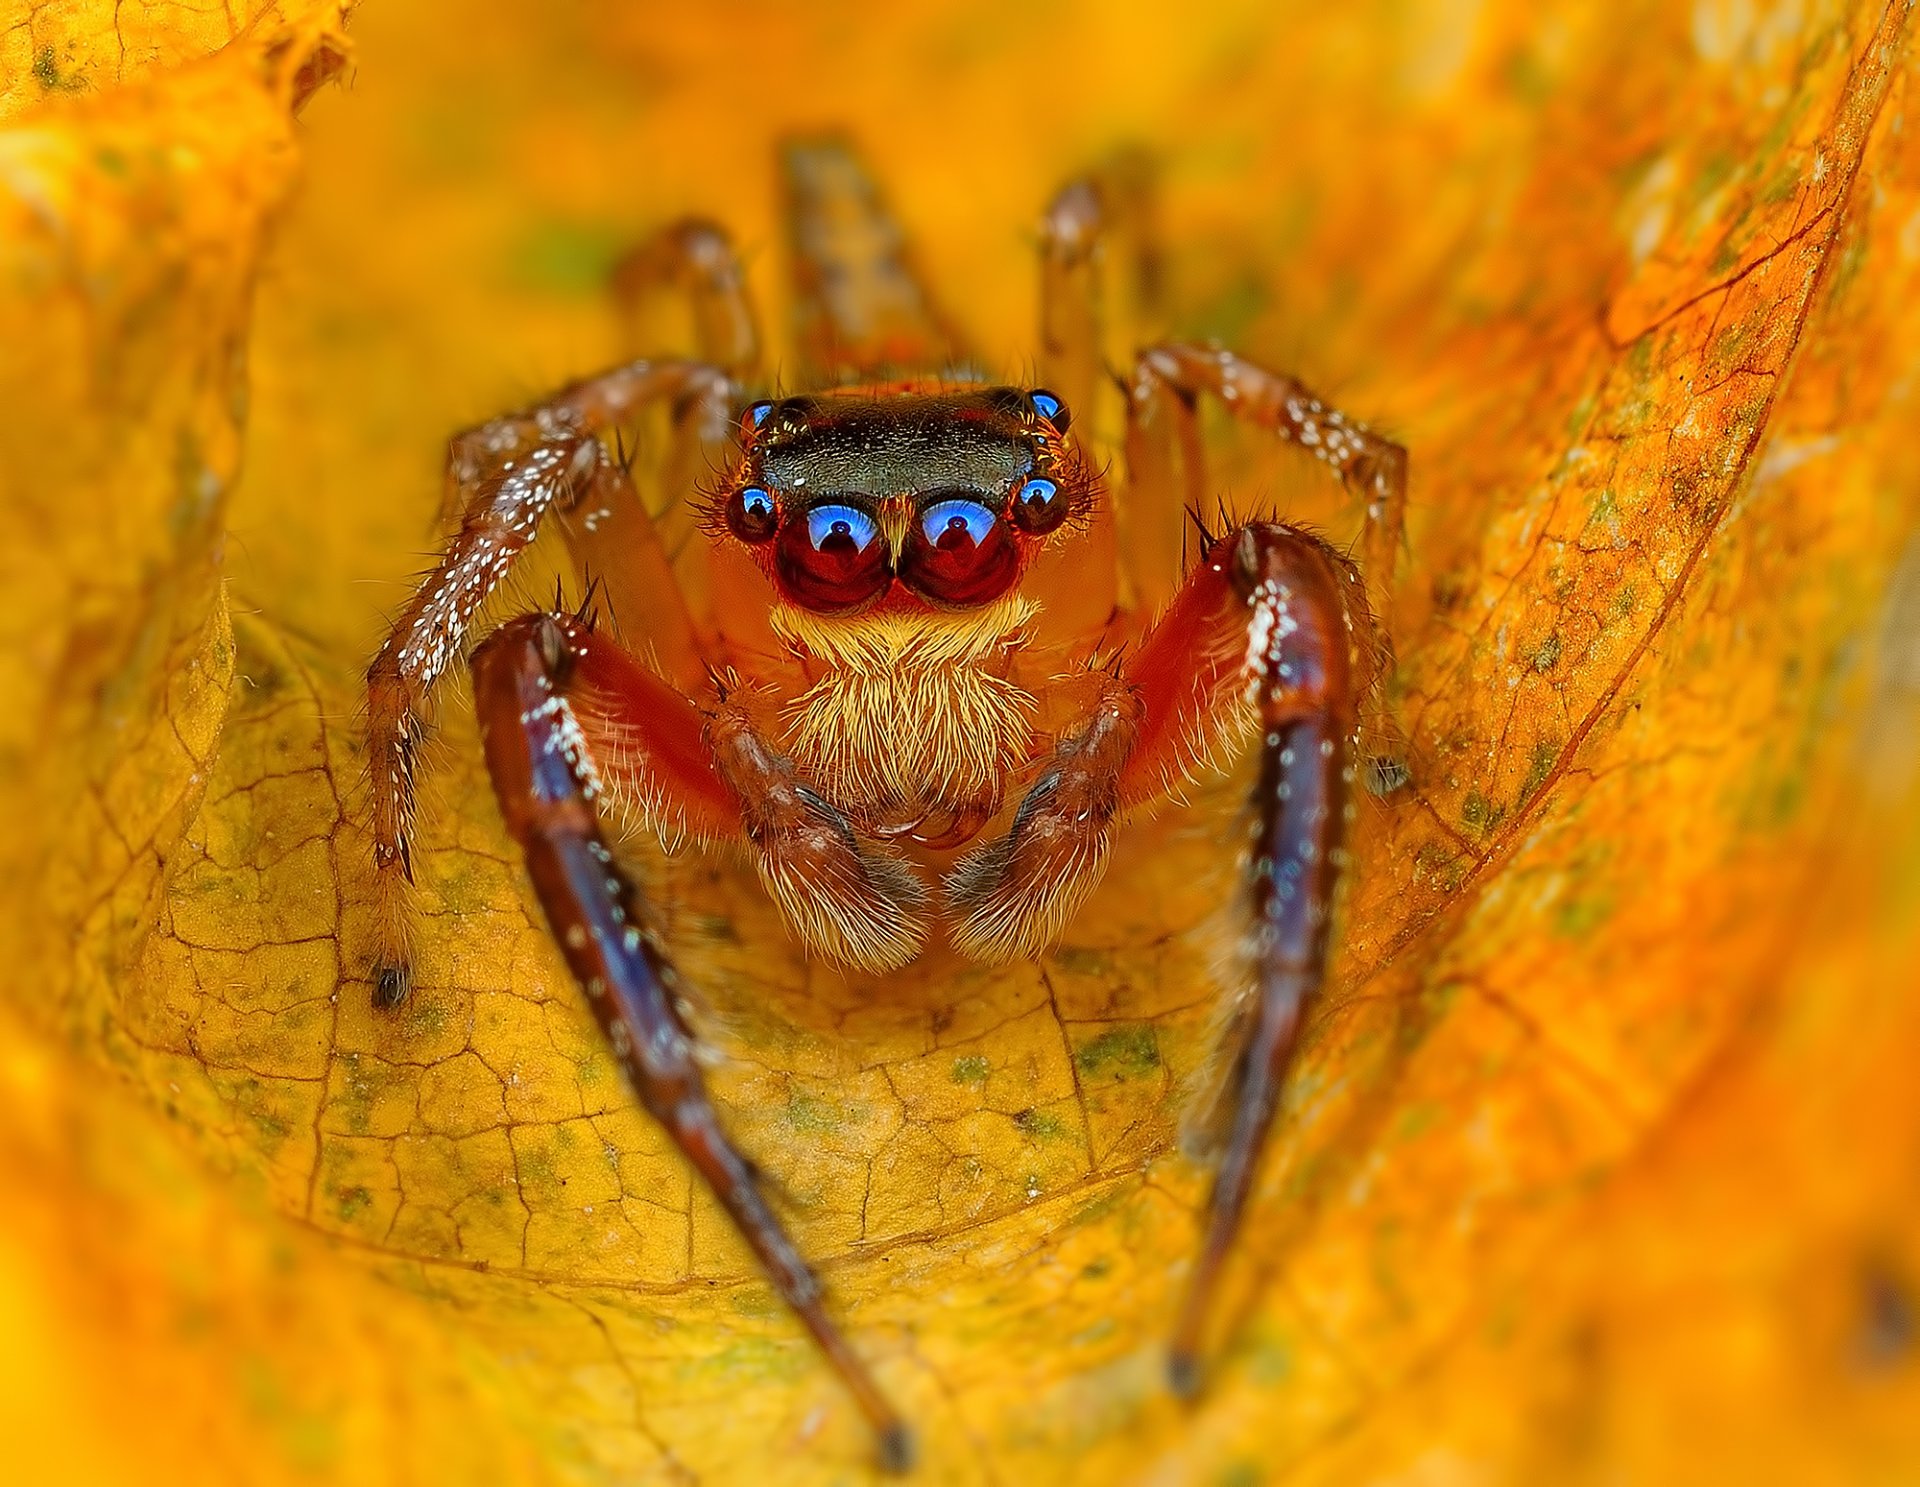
top-left (805, 503), bottom-right (880, 553)
top-left (1028, 388), bottom-right (1070, 432)
top-left (920, 499), bottom-right (998, 550)
top-left (725, 484), bottom-right (778, 542)
top-left (777, 501), bottom-right (892, 612)
top-left (744, 399), bottom-right (775, 431)
top-left (1010, 475), bottom-right (1069, 534)
top-left (902, 498), bottom-right (1018, 606)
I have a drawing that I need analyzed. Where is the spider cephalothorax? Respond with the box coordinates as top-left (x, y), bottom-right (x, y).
top-left (363, 140), bottom-right (1405, 1472)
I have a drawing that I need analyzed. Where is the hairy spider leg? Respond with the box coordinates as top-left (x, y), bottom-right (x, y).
top-left (1126, 341), bottom-right (1409, 645)
top-left (611, 217), bottom-right (761, 377)
top-left (469, 613), bottom-right (915, 1475)
top-left (1126, 339), bottom-right (1411, 784)
top-left (946, 518), bottom-right (1374, 1388)
top-left (558, 622), bottom-right (932, 972)
top-left (1160, 527), bottom-right (1369, 1396)
top-left (366, 358), bottom-right (730, 1007)
top-left (782, 136), bottom-right (970, 381)
top-left (1114, 343), bottom-right (1408, 1387)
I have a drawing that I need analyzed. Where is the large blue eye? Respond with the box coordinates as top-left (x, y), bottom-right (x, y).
top-left (920, 499), bottom-right (998, 551)
top-left (805, 503), bottom-right (880, 553)
top-left (777, 501), bottom-right (891, 612)
top-left (902, 497), bottom-right (1019, 606)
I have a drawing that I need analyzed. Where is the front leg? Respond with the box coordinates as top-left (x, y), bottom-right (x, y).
top-left (1128, 341), bottom-right (1408, 610)
top-left (540, 612), bottom-right (931, 972)
top-left (366, 358), bottom-right (729, 1006)
top-left (470, 613), bottom-right (914, 1473)
top-left (946, 522), bottom-right (1375, 1391)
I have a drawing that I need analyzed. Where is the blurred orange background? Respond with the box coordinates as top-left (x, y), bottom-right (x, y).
top-left (2, 1), bottom-right (1918, 1483)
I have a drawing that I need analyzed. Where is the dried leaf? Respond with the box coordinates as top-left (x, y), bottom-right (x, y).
top-left (3, 3), bottom-right (1919, 1484)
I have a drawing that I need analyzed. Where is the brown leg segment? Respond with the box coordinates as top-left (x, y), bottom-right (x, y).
top-left (366, 357), bottom-right (731, 1007)
top-left (1165, 524), bottom-right (1369, 1395)
top-left (610, 217), bottom-right (761, 376)
top-left (945, 521), bottom-right (1375, 1393)
top-left (782, 136), bottom-right (969, 381)
top-left (1126, 340), bottom-right (1409, 631)
top-left (470, 613), bottom-right (914, 1474)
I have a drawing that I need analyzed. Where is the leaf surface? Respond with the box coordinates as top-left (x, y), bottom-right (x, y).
top-left (3, 3), bottom-right (1919, 1483)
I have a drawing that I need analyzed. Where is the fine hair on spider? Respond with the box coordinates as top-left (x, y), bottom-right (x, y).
top-left (358, 136), bottom-right (1409, 1472)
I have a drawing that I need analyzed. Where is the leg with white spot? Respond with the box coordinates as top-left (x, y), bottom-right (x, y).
top-left (1128, 341), bottom-right (1408, 642)
top-left (943, 519), bottom-right (1374, 1391)
top-left (368, 357), bottom-right (731, 1007)
top-left (469, 613), bottom-right (914, 1473)
top-left (1127, 341), bottom-right (1409, 781)
top-left (1166, 523), bottom-right (1372, 1395)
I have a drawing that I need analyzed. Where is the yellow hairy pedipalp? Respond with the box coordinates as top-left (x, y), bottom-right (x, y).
top-left (771, 596), bottom-right (1039, 824)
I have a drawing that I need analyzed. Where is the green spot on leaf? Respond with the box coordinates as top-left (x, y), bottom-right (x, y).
top-left (506, 218), bottom-right (632, 296)
top-left (1074, 1024), bottom-right (1160, 1080)
top-left (1014, 1108), bottom-right (1068, 1142)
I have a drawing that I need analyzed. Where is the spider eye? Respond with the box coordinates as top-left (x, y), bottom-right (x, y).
top-left (725, 484), bottom-right (778, 543)
top-left (741, 399), bottom-right (776, 436)
top-left (1009, 475), bottom-right (1069, 535)
top-left (774, 501), bottom-right (892, 612)
top-left (900, 496), bottom-right (1020, 607)
top-left (919, 500), bottom-right (995, 550)
top-left (1028, 389), bottom-right (1070, 431)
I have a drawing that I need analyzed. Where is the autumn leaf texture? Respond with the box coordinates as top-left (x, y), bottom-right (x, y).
top-left (3, 2), bottom-right (1919, 1484)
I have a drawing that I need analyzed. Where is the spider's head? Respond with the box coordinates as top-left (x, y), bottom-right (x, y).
top-left (709, 384), bottom-right (1096, 617)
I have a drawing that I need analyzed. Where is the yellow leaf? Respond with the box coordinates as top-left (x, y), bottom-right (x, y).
top-left (3, 2), bottom-right (1918, 1484)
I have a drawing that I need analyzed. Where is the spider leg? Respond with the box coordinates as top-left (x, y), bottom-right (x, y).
top-left (610, 217), bottom-right (761, 376)
top-left (604, 220), bottom-right (762, 637)
top-left (1022, 177), bottom-right (1125, 644)
top-left (561, 623), bottom-right (930, 973)
top-left (1125, 340), bottom-right (1411, 781)
top-left (1125, 340), bottom-right (1409, 637)
top-left (1163, 526), bottom-right (1369, 1395)
top-left (366, 357), bottom-right (731, 1007)
top-left (470, 613), bottom-right (913, 1473)
top-left (1037, 150), bottom-right (1164, 425)
top-left (782, 136), bottom-right (968, 381)
top-left (943, 521), bottom-right (1374, 1394)
top-left (1037, 177), bottom-right (1106, 425)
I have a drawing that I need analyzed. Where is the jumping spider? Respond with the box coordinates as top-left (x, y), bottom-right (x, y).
top-left (364, 140), bottom-right (1405, 1471)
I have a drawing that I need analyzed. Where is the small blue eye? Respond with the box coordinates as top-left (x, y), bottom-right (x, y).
top-left (726, 484), bottom-right (778, 541)
top-left (1010, 475), bottom-right (1068, 534)
top-left (805, 503), bottom-right (880, 553)
top-left (745, 399), bottom-right (775, 429)
top-left (1030, 391), bottom-right (1062, 422)
top-left (920, 499), bottom-right (997, 550)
